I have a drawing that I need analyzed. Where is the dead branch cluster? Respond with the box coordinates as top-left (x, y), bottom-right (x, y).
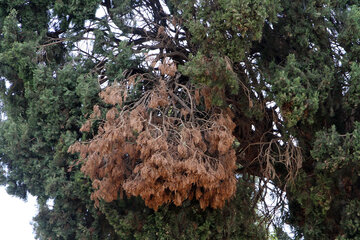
top-left (69, 68), bottom-right (237, 210)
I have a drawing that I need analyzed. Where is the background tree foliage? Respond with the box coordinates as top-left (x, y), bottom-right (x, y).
top-left (0, 0), bottom-right (359, 239)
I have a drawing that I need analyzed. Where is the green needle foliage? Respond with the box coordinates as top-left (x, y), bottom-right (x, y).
top-left (0, 0), bottom-right (359, 239)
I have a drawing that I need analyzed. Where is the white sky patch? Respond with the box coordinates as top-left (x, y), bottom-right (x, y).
top-left (0, 187), bottom-right (37, 240)
top-left (46, 198), bottom-right (54, 210)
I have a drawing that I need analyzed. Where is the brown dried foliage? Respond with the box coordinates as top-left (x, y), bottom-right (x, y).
top-left (69, 76), bottom-right (237, 210)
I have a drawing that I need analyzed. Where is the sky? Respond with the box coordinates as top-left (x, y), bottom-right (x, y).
top-left (0, 186), bottom-right (37, 240)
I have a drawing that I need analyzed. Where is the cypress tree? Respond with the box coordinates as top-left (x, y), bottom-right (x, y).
top-left (0, 0), bottom-right (359, 239)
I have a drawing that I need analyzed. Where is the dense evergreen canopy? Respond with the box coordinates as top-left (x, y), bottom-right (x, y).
top-left (0, 0), bottom-right (359, 239)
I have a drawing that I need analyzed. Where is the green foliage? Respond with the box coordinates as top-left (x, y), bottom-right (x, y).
top-left (175, 0), bottom-right (281, 61)
top-left (338, 200), bottom-right (360, 240)
top-left (180, 53), bottom-right (239, 94)
top-left (338, 5), bottom-right (360, 61)
top-left (269, 54), bottom-right (322, 127)
top-left (288, 123), bottom-right (360, 239)
top-left (53, 0), bottom-right (99, 30)
top-left (0, 9), bottom-right (37, 118)
top-left (100, 181), bottom-right (266, 240)
top-left (346, 62), bottom-right (360, 108)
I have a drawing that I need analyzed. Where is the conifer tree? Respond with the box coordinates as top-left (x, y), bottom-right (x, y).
top-left (0, 0), bottom-right (359, 239)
